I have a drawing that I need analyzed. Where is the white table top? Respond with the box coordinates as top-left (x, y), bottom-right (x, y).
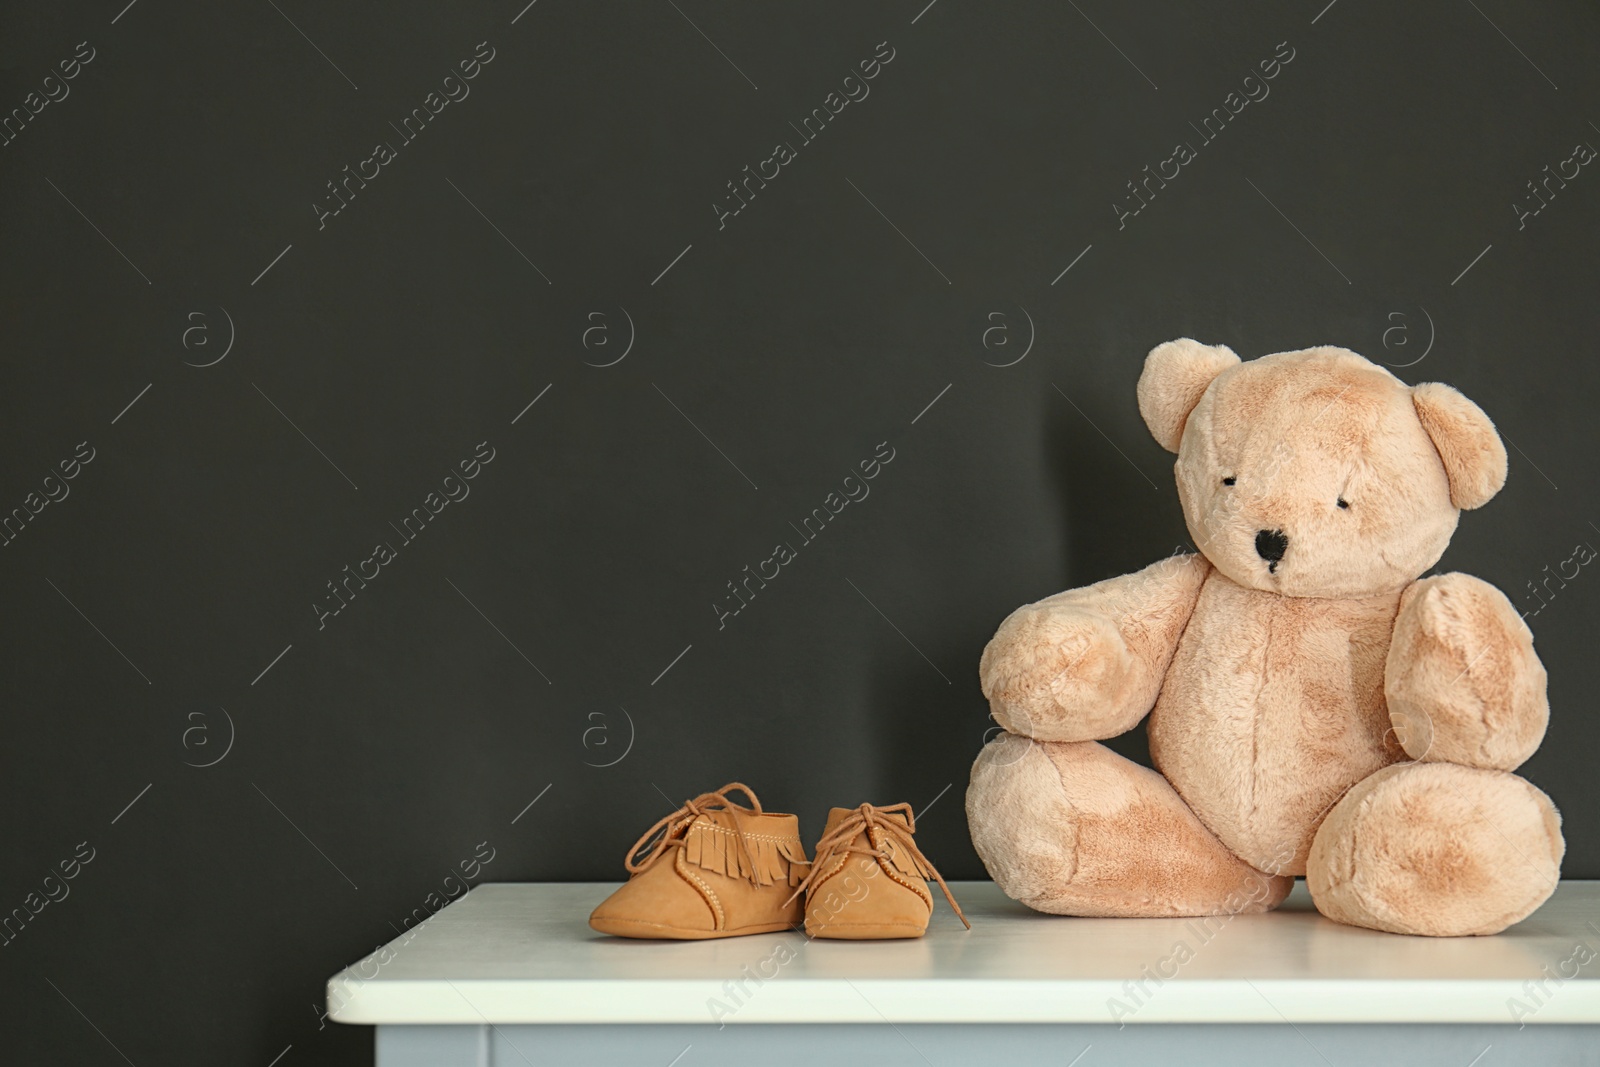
top-left (327, 881), bottom-right (1600, 1025)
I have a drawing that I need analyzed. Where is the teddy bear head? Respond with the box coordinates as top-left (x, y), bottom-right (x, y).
top-left (1136, 339), bottom-right (1508, 599)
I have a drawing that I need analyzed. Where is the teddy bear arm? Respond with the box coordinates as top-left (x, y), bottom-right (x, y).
top-left (1384, 572), bottom-right (1549, 771)
top-left (980, 554), bottom-right (1210, 741)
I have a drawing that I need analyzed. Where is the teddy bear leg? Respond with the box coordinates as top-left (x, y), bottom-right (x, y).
top-left (1307, 762), bottom-right (1563, 936)
top-left (966, 732), bottom-right (1292, 917)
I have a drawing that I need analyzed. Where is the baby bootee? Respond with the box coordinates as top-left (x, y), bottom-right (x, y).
top-left (589, 783), bottom-right (810, 940)
top-left (789, 802), bottom-right (970, 940)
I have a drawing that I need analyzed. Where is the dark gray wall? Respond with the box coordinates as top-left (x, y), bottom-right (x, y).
top-left (2, 0), bottom-right (1597, 1063)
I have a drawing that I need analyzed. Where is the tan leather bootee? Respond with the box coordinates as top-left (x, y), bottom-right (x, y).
top-left (589, 783), bottom-right (811, 939)
top-left (789, 802), bottom-right (970, 939)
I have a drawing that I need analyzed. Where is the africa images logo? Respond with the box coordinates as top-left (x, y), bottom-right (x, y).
top-left (713, 41), bottom-right (897, 231)
top-left (1113, 40), bottom-right (1296, 230)
top-left (313, 42), bottom-right (498, 230)
top-left (713, 441), bottom-right (895, 630)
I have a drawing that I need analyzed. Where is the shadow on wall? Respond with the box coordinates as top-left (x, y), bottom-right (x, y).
top-left (862, 384), bottom-right (1193, 877)
top-left (867, 646), bottom-right (987, 878)
top-left (1044, 385), bottom-right (1188, 772)
top-left (1044, 384), bottom-right (1185, 584)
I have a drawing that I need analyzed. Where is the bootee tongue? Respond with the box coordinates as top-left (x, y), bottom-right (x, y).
top-left (822, 805), bottom-right (910, 835)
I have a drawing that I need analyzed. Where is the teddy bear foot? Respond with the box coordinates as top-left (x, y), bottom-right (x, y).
top-left (1307, 762), bottom-right (1564, 936)
top-left (966, 733), bottom-right (1292, 917)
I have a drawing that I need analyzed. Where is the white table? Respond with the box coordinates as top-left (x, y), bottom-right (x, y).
top-left (329, 881), bottom-right (1600, 1066)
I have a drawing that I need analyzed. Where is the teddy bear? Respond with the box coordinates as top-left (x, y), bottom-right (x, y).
top-left (966, 339), bottom-right (1562, 936)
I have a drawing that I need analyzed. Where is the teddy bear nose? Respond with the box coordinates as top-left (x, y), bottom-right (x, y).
top-left (1255, 529), bottom-right (1288, 563)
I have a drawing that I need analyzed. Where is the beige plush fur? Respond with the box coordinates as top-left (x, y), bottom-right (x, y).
top-left (1137, 339), bottom-right (1242, 452)
top-left (1307, 763), bottom-right (1561, 936)
top-left (980, 554), bottom-right (1210, 742)
top-left (1386, 574), bottom-right (1548, 769)
top-left (1411, 382), bottom-right (1508, 510)
top-left (970, 736), bottom-right (1293, 916)
top-left (966, 341), bottom-right (1563, 936)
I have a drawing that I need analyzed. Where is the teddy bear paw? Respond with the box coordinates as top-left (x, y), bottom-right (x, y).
top-left (979, 605), bottom-right (1135, 741)
top-left (1307, 762), bottom-right (1563, 936)
top-left (1386, 573), bottom-right (1548, 770)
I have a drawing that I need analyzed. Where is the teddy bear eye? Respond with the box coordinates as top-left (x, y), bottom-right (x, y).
top-left (1337, 498), bottom-right (1350, 509)
top-left (1222, 477), bottom-right (1236, 486)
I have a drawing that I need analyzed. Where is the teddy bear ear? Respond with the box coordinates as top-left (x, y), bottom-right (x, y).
top-left (1411, 382), bottom-right (1508, 509)
top-left (1137, 339), bottom-right (1241, 452)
